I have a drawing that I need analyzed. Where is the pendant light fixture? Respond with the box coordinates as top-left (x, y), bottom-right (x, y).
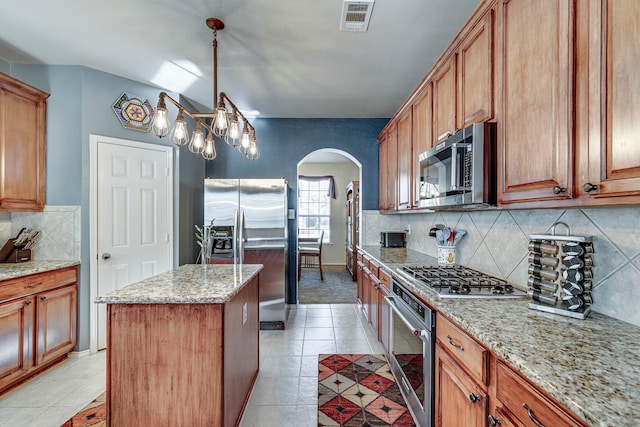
top-left (151, 18), bottom-right (259, 161)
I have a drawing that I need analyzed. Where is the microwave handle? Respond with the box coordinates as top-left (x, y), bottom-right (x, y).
top-left (451, 144), bottom-right (459, 190)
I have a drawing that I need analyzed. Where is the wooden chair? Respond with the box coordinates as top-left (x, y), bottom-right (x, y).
top-left (298, 230), bottom-right (324, 280)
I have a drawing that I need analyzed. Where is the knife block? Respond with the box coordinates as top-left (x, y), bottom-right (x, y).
top-left (527, 221), bottom-right (593, 319)
top-left (0, 239), bottom-right (32, 263)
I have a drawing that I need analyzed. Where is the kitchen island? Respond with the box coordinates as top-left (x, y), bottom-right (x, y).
top-left (95, 263), bottom-right (262, 427)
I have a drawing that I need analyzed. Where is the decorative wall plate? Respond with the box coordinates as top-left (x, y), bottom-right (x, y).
top-left (112, 92), bottom-right (155, 132)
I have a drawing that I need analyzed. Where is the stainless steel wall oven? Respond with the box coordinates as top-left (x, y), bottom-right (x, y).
top-left (385, 279), bottom-right (436, 427)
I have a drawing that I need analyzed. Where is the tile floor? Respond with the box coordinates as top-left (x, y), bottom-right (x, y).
top-left (0, 303), bottom-right (383, 427)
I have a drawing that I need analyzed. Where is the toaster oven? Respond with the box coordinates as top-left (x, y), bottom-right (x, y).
top-left (380, 232), bottom-right (406, 248)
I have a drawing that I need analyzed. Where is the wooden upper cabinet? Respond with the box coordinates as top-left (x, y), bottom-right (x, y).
top-left (385, 125), bottom-right (398, 211)
top-left (497, 0), bottom-right (575, 204)
top-left (412, 85), bottom-right (433, 207)
top-left (581, 0), bottom-right (640, 201)
top-left (458, 10), bottom-right (494, 128)
top-left (396, 109), bottom-right (412, 210)
top-left (378, 133), bottom-right (388, 211)
top-left (433, 55), bottom-right (458, 144)
top-left (0, 72), bottom-right (48, 212)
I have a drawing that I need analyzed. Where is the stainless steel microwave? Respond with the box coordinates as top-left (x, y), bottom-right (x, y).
top-left (417, 122), bottom-right (496, 210)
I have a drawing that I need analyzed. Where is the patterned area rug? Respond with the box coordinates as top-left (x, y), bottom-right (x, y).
top-left (60, 392), bottom-right (106, 426)
top-left (299, 265), bottom-right (357, 304)
top-left (318, 354), bottom-right (416, 426)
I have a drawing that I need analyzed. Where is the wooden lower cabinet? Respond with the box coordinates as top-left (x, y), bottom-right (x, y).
top-left (435, 344), bottom-right (489, 427)
top-left (356, 259), bottom-right (365, 307)
top-left (494, 360), bottom-right (585, 427)
top-left (0, 266), bottom-right (78, 395)
top-left (434, 313), bottom-right (588, 427)
top-left (36, 285), bottom-right (76, 366)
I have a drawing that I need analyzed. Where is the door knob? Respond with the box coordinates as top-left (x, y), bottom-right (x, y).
top-left (552, 186), bottom-right (566, 194)
top-left (582, 183), bottom-right (598, 193)
top-left (102, 253), bottom-right (111, 260)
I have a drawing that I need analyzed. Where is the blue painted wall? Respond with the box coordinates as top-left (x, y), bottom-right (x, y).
top-left (6, 61), bottom-right (385, 345)
top-left (205, 118), bottom-right (387, 302)
top-left (8, 64), bottom-right (204, 351)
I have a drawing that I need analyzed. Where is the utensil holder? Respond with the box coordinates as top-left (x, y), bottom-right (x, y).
top-left (527, 221), bottom-right (593, 319)
top-left (437, 246), bottom-right (457, 265)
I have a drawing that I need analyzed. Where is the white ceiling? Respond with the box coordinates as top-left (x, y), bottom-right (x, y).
top-left (0, 0), bottom-right (481, 118)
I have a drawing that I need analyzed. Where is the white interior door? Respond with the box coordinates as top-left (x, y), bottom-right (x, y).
top-left (93, 136), bottom-right (172, 350)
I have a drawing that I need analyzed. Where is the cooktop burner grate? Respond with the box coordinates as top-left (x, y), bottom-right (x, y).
top-left (397, 265), bottom-right (526, 298)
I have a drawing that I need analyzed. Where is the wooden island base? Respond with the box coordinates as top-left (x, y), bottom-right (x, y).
top-left (106, 275), bottom-right (259, 427)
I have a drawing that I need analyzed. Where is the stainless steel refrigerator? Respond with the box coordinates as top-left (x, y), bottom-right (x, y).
top-left (204, 178), bottom-right (288, 329)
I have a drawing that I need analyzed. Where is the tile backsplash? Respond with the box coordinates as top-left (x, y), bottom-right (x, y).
top-left (363, 206), bottom-right (640, 327)
top-left (10, 206), bottom-right (81, 261)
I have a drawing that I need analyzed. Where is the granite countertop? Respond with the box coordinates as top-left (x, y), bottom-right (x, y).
top-left (358, 245), bottom-right (640, 427)
top-left (0, 260), bottom-right (80, 281)
top-left (94, 263), bottom-right (263, 304)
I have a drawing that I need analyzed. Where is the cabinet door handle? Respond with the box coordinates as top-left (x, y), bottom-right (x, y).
top-left (523, 403), bottom-right (545, 427)
top-left (447, 334), bottom-right (464, 351)
top-left (582, 183), bottom-right (598, 193)
top-left (24, 282), bottom-right (43, 289)
top-left (488, 415), bottom-right (501, 426)
top-left (469, 393), bottom-right (480, 403)
top-left (40, 296), bottom-right (47, 301)
top-left (552, 186), bottom-right (566, 194)
top-left (25, 301), bottom-right (32, 306)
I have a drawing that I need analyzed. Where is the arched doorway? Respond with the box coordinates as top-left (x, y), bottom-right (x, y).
top-left (296, 149), bottom-right (362, 304)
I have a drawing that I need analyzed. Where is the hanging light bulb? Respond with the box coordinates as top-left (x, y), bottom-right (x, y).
top-left (225, 110), bottom-right (241, 146)
top-left (188, 125), bottom-right (205, 154)
top-left (151, 96), bottom-right (170, 137)
top-left (169, 109), bottom-right (189, 146)
top-left (238, 123), bottom-right (251, 155)
top-left (203, 131), bottom-right (217, 160)
top-left (212, 99), bottom-right (229, 137)
top-left (248, 138), bottom-right (259, 161)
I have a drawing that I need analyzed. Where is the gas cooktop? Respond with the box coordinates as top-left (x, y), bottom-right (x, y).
top-left (395, 265), bottom-right (527, 299)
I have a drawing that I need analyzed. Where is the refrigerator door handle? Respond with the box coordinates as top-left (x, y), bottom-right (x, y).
top-left (238, 210), bottom-right (245, 264)
top-left (233, 209), bottom-right (239, 265)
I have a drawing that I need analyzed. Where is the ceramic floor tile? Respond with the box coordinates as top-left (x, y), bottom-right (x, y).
top-left (248, 377), bottom-right (301, 406)
top-left (259, 355), bottom-right (303, 377)
top-left (265, 340), bottom-right (304, 356)
top-left (336, 341), bottom-right (373, 354)
top-left (305, 316), bottom-right (334, 328)
top-left (302, 340), bottom-right (337, 356)
top-left (240, 404), bottom-right (317, 427)
top-left (297, 377), bottom-right (319, 404)
top-left (0, 407), bottom-right (47, 427)
top-left (300, 355), bottom-right (321, 377)
top-left (334, 327), bottom-right (367, 340)
top-left (304, 327), bottom-right (335, 340)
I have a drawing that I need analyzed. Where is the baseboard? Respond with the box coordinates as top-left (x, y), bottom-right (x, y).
top-left (68, 349), bottom-right (92, 359)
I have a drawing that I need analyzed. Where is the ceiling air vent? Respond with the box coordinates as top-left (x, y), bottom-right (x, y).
top-left (340, 0), bottom-right (375, 32)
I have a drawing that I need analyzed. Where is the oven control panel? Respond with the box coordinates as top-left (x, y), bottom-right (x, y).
top-left (393, 281), bottom-right (428, 323)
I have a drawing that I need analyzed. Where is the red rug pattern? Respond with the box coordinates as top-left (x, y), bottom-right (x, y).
top-left (60, 392), bottom-right (106, 426)
top-left (318, 354), bottom-right (416, 426)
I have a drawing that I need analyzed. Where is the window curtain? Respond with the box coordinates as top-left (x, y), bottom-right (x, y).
top-left (298, 175), bottom-right (336, 199)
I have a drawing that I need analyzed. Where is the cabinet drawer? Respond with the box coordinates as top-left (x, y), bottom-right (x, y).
top-left (0, 267), bottom-right (77, 303)
top-left (436, 314), bottom-right (488, 385)
top-left (368, 259), bottom-right (380, 277)
top-left (378, 268), bottom-right (391, 290)
top-left (496, 360), bottom-right (584, 427)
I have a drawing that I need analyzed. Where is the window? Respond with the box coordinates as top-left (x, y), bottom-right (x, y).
top-left (298, 177), bottom-right (331, 242)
